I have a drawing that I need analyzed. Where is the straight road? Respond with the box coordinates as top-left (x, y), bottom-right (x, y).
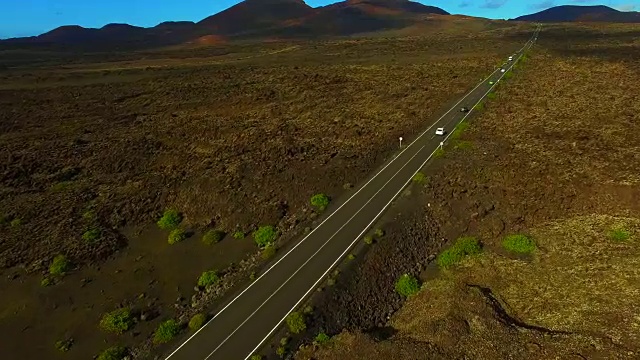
top-left (165, 25), bottom-right (541, 360)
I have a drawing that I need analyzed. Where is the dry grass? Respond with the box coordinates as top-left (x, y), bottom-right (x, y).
top-left (396, 215), bottom-right (640, 344)
top-left (299, 22), bottom-right (640, 360)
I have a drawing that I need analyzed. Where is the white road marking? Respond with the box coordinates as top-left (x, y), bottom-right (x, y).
top-left (165, 28), bottom-right (540, 360)
top-left (205, 143), bottom-right (428, 359)
top-left (242, 32), bottom-right (540, 360)
top-left (164, 53), bottom-right (503, 360)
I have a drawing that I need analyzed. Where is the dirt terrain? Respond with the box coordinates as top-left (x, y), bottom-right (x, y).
top-left (291, 23), bottom-right (640, 360)
top-left (0, 25), bottom-right (530, 360)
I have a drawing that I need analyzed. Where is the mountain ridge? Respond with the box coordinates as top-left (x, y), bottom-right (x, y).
top-left (0, 0), bottom-right (449, 49)
top-left (3, 2), bottom-right (640, 50)
top-left (513, 5), bottom-right (640, 23)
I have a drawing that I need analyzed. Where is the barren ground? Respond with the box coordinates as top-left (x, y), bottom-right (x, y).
top-left (292, 23), bottom-right (640, 360)
top-left (0, 25), bottom-right (531, 359)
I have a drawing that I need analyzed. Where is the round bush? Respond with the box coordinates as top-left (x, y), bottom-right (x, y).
top-left (314, 332), bottom-right (330, 345)
top-left (197, 270), bottom-right (220, 288)
top-left (310, 193), bottom-right (330, 211)
top-left (395, 274), bottom-right (421, 297)
top-left (436, 236), bottom-right (482, 268)
top-left (157, 209), bottom-right (182, 230)
top-left (49, 255), bottom-right (70, 276)
top-left (188, 313), bottom-right (207, 330)
top-left (97, 346), bottom-right (128, 360)
top-left (99, 308), bottom-right (133, 334)
top-left (153, 319), bottom-right (180, 344)
top-left (82, 227), bottom-right (101, 242)
top-left (168, 228), bottom-right (186, 245)
top-left (285, 312), bottom-right (306, 334)
top-left (202, 229), bottom-right (225, 245)
top-left (253, 225), bottom-right (277, 248)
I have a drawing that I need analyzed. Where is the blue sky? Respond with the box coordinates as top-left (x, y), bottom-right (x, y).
top-left (1, 0), bottom-right (638, 39)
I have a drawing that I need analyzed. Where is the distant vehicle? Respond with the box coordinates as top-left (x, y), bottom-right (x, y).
top-left (489, 81), bottom-right (495, 85)
top-left (508, 56), bottom-right (513, 61)
top-left (460, 107), bottom-right (470, 112)
top-left (435, 127), bottom-right (445, 136)
top-left (500, 68), bottom-right (506, 73)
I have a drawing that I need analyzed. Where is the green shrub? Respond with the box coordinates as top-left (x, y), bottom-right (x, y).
top-left (276, 346), bottom-right (286, 357)
top-left (285, 311), bottom-right (306, 334)
top-left (233, 231), bottom-right (245, 239)
top-left (609, 228), bottom-right (631, 242)
top-left (82, 227), bottom-right (101, 243)
top-left (436, 236), bottom-right (482, 268)
top-left (474, 102), bottom-right (485, 111)
top-left (41, 277), bottom-right (52, 287)
top-left (188, 313), bottom-right (207, 330)
top-left (395, 274), bottom-right (421, 297)
top-left (504, 71), bottom-right (514, 79)
top-left (157, 209), bottom-right (182, 230)
top-left (197, 270), bottom-right (220, 288)
top-left (250, 355), bottom-right (263, 360)
top-left (374, 228), bottom-right (384, 237)
top-left (49, 255), bottom-right (70, 276)
top-left (253, 225), bottom-right (277, 248)
top-left (433, 148), bottom-right (445, 158)
top-left (412, 172), bottom-right (428, 184)
top-left (487, 92), bottom-right (497, 100)
top-left (314, 332), bottom-right (331, 345)
top-left (502, 234), bottom-right (536, 254)
top-left (55, 338), bottom-right (73, 352)
top-left (347, 253), bottom-right (355, 260)
top-left (10, 218), bottom-right (21, 228)
top-left (279, 336), bottom-right (289, 346)
top-left (82, 209), bottom-right (96, 222)
top-left (97, 346), bottom-right (128, 360)
top-left (202, 229), bottom-right (225, 245)
top-left (168, 228), bottom-right (186, 245)
top-left (153, 319), bottom-right (180, 344)
top-left (99, 308), bottom-right (133, 334)
top-left (363, 235), bottom-right (374, 245)
top-left (262, 244), bottom-right (276, 259)
top-left (303, 305), bottom-right (314, 314)
top-left (310, 193), bottom-right (330, 211)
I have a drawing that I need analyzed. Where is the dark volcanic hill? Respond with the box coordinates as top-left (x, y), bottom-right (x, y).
top-left (513, 5), bottom-right (640, 23)
top-left (236, 0), bottom-right (450, 38)
top-left (0, 0), bottom-right (449, 50)
top-left (197, 0), bottom-right (315, 36)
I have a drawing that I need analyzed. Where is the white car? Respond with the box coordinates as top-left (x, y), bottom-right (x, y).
top-left (435, 127), bottom-right (445, 136)
top-left (500, 68), bottom-right (506, 73)
top-left (508, 56), bottom-right (513, 61)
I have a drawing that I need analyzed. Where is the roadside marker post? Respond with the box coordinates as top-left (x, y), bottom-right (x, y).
top-left (399, 136), bottom-right (403, 148)
top-left (439, 141), bottom-right (444, 150)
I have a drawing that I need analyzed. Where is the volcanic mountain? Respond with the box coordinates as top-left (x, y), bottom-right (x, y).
top-left (0, 0), bottom-right (449, 49)
top-left (513, 5), bottom-right (640, 23)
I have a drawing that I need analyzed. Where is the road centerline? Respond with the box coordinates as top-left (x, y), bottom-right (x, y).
top-left (163, 28), bottom-right (539, 360)
top-left (204, 143), bottom-right (429, 359)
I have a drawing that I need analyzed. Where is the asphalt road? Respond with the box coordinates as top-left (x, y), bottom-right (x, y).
top-left (165, 25), bottom-right (541, 360)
